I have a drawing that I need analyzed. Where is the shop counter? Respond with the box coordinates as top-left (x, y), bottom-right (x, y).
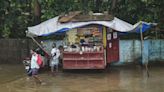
top-left (63, 51), bottom-right (105, 69)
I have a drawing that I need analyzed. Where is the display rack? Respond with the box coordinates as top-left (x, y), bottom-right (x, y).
top-left (63, 50), bottom-right (105, 69)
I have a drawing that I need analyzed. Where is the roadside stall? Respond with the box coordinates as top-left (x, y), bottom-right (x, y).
top-left (58, 12), bottom-right (120, 69)
top-left (62, 25), bottom-right (105, 69)
top-left (27, 11), bottom-right (152, 70)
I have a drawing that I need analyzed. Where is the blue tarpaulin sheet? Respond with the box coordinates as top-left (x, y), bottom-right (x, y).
top-left (136, 23), bottom-right (152, 33)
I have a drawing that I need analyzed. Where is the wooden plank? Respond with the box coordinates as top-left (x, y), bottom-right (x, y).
top-left (58, 11), bottom-right (82, 23)
top-left (71, 15), bottom-right (114, 22)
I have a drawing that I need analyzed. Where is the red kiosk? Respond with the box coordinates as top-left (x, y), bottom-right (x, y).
top-left (58, 12), bottom-right (120, 69)
top-left (62, 25), bottom-right (106, 69)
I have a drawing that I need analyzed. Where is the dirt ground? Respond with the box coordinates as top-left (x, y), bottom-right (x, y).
top-left (0, 64), bottom-right (164, 92)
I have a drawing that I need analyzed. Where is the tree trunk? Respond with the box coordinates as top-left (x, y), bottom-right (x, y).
top-left (111, 0), bottom-right (117, 14)
top-left (34, 0), bottom-right (41, 25)
top-left (94, 0), bottom-right (102, 13)
top-left (81, 0), bottom-right (88, 14)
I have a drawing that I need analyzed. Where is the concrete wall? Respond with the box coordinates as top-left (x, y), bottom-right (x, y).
top-left (38, 39), bottom-right (164, 65)
top-left (148, 40), bottom-right (164, 61)
top-left (41, 40), bottom-right (64, 55)
top-left (119, 40), bottom-right (141, 63)
top-left (114, 39), bottom-right (164, 65)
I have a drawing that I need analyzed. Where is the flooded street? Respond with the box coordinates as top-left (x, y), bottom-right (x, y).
top-left (0, 64), bottom-right (164, 92)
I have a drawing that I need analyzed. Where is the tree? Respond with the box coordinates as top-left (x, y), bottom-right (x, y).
top-left (33, 0), bottom-right (41, 25)
top-left (0, 0), bottom-right (163, 38)
top-left (111, 0), bottom-right (117, 14)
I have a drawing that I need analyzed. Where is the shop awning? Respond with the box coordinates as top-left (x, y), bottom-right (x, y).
top-left (27, 16), bottom-right (156, 37)
top-left (135, 21), bottom-right (157, 33)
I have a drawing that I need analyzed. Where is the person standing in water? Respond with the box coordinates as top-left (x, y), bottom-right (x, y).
top-left (30, 49), bottom-right (43, 84)
top-left (50, 43), bottom-right (60, 75)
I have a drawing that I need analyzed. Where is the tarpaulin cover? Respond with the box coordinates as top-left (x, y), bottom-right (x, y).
top-left (27, 16), bottom-right (155, 37)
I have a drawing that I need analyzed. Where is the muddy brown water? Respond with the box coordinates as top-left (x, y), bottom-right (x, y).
top-left (0, 64), bottom-right (164, 92)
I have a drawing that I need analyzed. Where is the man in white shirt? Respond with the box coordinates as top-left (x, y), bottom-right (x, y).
top-left (50, 43), bottom-right (60, 74)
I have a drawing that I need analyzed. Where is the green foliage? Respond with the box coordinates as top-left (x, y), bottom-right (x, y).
top-left (0, 0), bottom-right (163, 38)
top-left (0, 0), bottom-right (33, 38)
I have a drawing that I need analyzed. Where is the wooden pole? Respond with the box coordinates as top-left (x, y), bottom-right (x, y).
top-left (155, 26), bottom-right (158, 39)
top-left (140, 24), bottom-right (149, 77)
top-left (30, 36), bottom-right (50, 57)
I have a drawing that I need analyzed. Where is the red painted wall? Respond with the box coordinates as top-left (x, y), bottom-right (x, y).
top-left (106, 29), bottom-right (119, 63)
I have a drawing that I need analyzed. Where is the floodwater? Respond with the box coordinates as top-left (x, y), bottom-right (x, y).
top-left (0, 64), bottom-right (164, 92)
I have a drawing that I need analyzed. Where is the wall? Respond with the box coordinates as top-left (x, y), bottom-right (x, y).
top-left (41, 40), bottom-right (64, 54)
top-left (0, 39), bottom-right (163, 64)
top-left (113, 39), bottom-right (164, 65)
top-left (0, 39), bottom-right (37, 64)
top-left (148, 40), bottom-right (164, 61)
top-left (41, 39), bottom-right (164, 65)
top-left (119, 40), bottom-right (141, 63)
top-left (0, 39), bottom-right (63, 64)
